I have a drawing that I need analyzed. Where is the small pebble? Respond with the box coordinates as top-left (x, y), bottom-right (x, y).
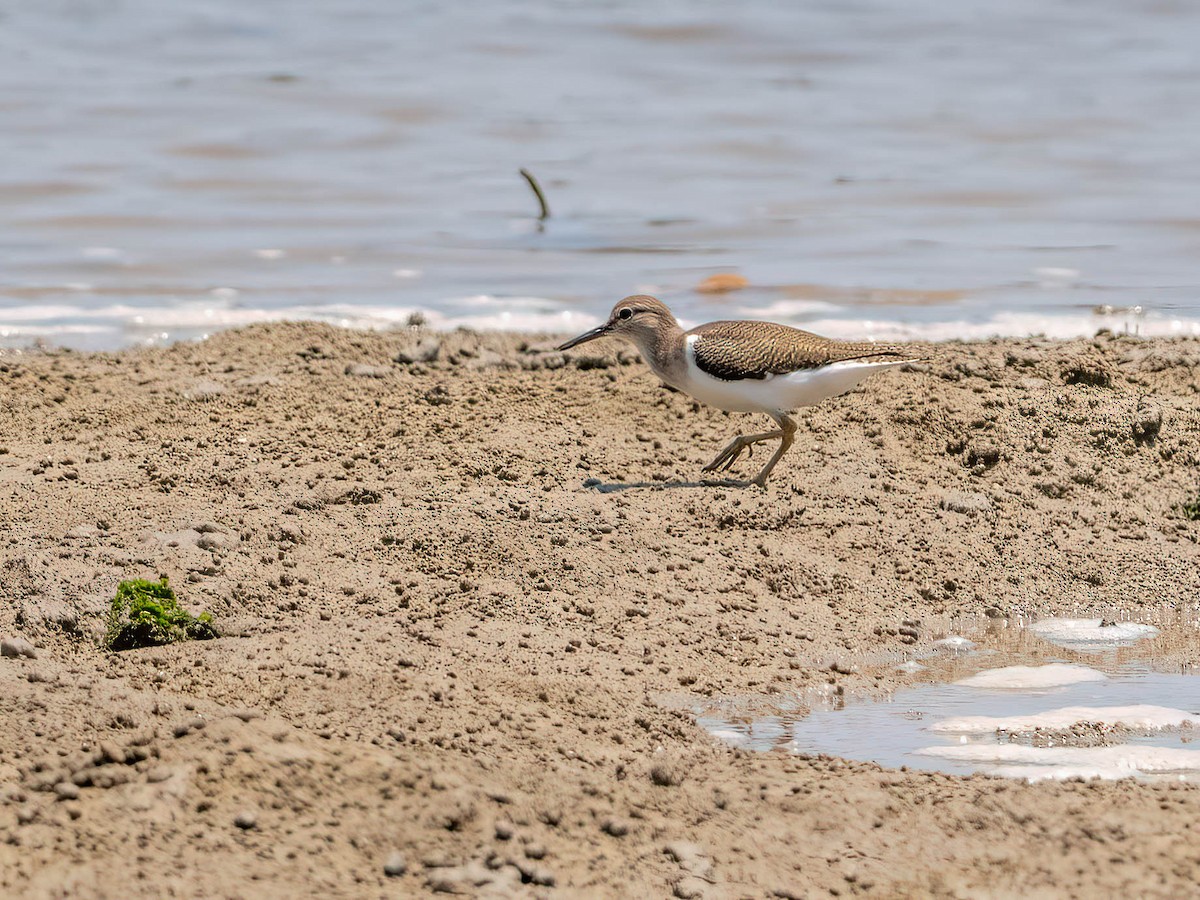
top-left (673, 876), bottom-right (707, 899)
top-left (54, 782), bottom-right (80, 801)
top-left (233, 810), bottom-right (258, 830)
top-left (600, 817), bottom-right (629, 837)
top-left (395, 338), bottom-right (440, 365)
top-left (649, 762), bottom-right (686, 787)
top-left (344, 363), bottom-right (391, 378)
top-left (182, 379), bottom-right (227, 401)
top-left (96, 741), bottom-right (125, 766)
top-left (173, 717), bottom-right (206, 738)
top-left (939, 492), bottom-right (993, 516)
top-left (197, 531), bottom-right (238, 551)
top-left (383, 852), bottom-right (407, 877)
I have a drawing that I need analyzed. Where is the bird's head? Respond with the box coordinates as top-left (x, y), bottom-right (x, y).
top-left (557, 295), bottom-right (677, 352)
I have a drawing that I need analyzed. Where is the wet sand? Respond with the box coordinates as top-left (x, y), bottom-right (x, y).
top-left (2, 322), bottom-right (1200, 898)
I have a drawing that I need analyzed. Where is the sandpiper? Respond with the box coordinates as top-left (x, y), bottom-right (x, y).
top-left (558, 295), bottom-right (920, 487)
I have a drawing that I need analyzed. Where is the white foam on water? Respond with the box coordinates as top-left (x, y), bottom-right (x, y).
top-left (955, 664), bottom-right (1107, 691)
top-left (8, 289), bottom-right (1200, 352)
top-left (915, 743), bottom-right (1200, 782)
top-left (931, 635), bottom-right (977, 653)
top-left (1028, 618), bottom-right (1159, 651)
top-left (720, 299), bottom-right (843, 320)
top-left (773, 311), bottom-right (1200, 342)
top-left (931, 704), bottom-right (1195, 735)
top-left (0, 323), bottom-right (108, 338)
top-left (0, 296), bottom-right (595, 347)
top-left (706, 727), bottom-right (750, 748)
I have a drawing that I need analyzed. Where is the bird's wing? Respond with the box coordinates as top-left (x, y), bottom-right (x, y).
top-left (688, 320), bottom-right (912, 382)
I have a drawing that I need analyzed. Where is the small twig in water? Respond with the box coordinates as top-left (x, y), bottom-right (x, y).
top-left (519, 168), bottom-right (550, 221)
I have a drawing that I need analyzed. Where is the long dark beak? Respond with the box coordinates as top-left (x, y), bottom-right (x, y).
top-left (557, 323), bottom-right (610, 351)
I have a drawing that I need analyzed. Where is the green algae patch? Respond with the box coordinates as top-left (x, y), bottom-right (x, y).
top-left (106, 577), bottom-right (217, 651)
top-left (1180, 493), bottom-right (1200, 522)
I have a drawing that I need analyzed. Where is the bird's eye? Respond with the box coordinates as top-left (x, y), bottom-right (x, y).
top-left (618, 308), bottom-right (633, 320)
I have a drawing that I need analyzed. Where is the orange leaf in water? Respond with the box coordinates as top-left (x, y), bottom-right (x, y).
top-left (695, 273), bottom-right (748, 294)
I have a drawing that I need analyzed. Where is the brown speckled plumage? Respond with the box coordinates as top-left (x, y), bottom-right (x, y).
top-left (687, 320), bottom-right (911, 382)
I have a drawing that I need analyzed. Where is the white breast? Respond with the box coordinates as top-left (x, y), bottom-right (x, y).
top-left (682, 335), bottom-right (908, 414)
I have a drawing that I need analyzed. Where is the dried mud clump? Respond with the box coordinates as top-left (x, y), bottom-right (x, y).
top-left (105, 577), bottom-right (217, 651)
top-left (1132, 399), bottom-right (1163, 445)
top-left (1061, 355), bottom-right (1113, 387)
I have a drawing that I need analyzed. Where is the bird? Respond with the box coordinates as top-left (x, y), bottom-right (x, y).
top-left (557, 295), bottom-right (921, 487)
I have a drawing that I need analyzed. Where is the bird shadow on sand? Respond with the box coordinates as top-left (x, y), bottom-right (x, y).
top-left (584, 478), bottom-right (753, 493)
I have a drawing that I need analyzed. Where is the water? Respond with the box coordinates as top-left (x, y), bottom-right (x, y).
top-left (699, 618), bottom-right (1200, 781)
top-left (703, 668), bottom-right (1200, 781)
top-left (5, 1), bottom-right (1200, 349)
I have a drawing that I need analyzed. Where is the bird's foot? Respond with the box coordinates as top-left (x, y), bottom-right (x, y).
top-left (702, 439), bottom-right (751, 474)
top-left (703, 430), bottom-right (780, 475)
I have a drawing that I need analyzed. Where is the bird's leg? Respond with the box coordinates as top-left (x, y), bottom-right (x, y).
top-left (702, 427), bottom-right (784, 474)
top-left (750, 414), bottom-right (797, 488)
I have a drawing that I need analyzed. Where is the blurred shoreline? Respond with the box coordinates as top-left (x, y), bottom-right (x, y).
top-left (3, 290), bottom-right (1196, 352)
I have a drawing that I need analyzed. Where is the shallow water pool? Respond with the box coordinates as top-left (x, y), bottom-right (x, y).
top-left (699, 617), bottom-right (1200, 781)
